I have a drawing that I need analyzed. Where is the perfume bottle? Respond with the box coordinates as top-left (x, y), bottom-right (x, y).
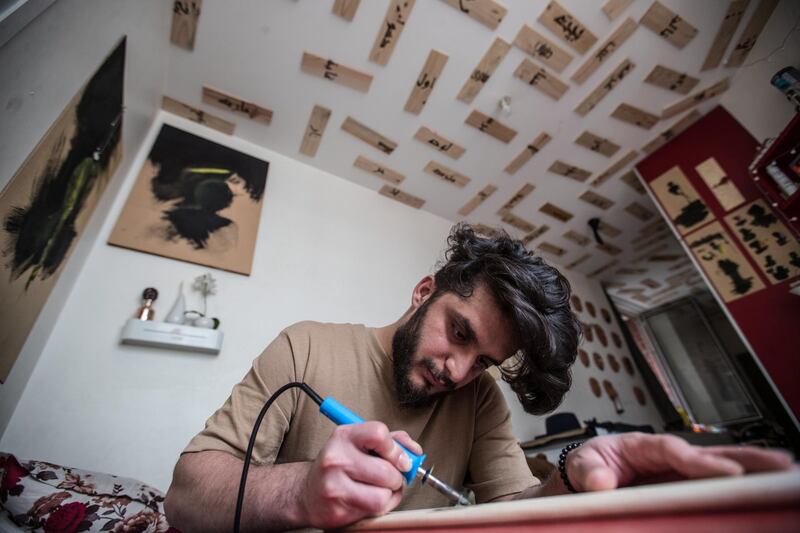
top-left (136, 287), bottom-right (158, 321)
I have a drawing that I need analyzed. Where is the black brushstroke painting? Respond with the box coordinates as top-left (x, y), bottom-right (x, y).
top-left (667, 180), bottom-right (709, 230)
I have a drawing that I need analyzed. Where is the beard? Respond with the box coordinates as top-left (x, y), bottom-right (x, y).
top-left (391, 294), bottom-right (455, 409)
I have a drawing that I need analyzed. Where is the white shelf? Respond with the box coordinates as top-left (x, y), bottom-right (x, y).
top-left (120, 319), bottom-right (223, 354)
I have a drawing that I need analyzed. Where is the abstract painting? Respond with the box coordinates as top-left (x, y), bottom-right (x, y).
top-left (108, 124), bottom-right (269, 275)
top-left (650, 165), bottom-right (711, 235)
top-left (0, 37), bottom-right (126, 382)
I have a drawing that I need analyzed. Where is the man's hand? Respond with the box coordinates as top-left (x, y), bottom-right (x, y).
top-left (301, 422), bottom-right (422, 529)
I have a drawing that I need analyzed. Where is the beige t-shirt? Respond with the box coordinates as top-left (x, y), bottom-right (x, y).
top-left (184, 321), bottom-right (536, 509)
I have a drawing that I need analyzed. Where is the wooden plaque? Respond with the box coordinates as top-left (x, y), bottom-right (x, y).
top-left (513, 59), bottom-right (569, 100)
top-left (332, 0), bottom-right (361, 21)
top-left (644, 65), bottom-right (700, 95)
top-left (611, 103), bottom-right (659, 129)
top-left (575, 59), bottom-right (635, 116)
top-left (641, 109), bottom-right (701, 154)
top-left (662, 78), bottom-right (730, 119)
top-left (695, 157), bottom-right (745, 211)
top-left (301, 52), bottom-right (373, 93)
top-left (465, 110), bottom-right (517, 143)
top-left (565, 253), bottom-right (591, 269)
top-left (597, 242), bottom-right (623, 255)
top-left (413, 127), bottom-right (465, 159)
top-left (598, 220), bottom-right (622, 238)
top-left (369, 0), bottom-right (416, 65)
top-left (499, 211), bottom-right (536, 233)
top-left (640, 1), bottom-right (698, 49)
top-left (625, 202), bottom-right (655, 221)
top-left (405, 49), bottom-right (449, 115)
top-left (539, 202), bottom-right (574, 223)
top-left (538, 0), bottom-right (598, 54)
top-left (379, 185), bottom-right (425, 209)
top-left (504, 133), bottom-right (551, 174)
top-left (341, 116), bottom-right (398, 154)
top-left (457, 37), bottom-right (511, 104)
top-left (589, 260), bottom-right (619, 277)
top-left (602, 0), bottom-right (634, 21)
top-left (650, 165), bottom-right (712, 235)
top-left (701, 0), bottom-right (750, 71)
top-left (201, 86), bottom-right (273, 124)
top-left (298, 104), bottom-right (331, 157)
top-left (424, 161), bottom-right (471, 187)
top-left (549, 160), bottom-right (592, 182)
top-left (522, 225), bottom-right (550, 245)
top-left (513, 24), bottom-right (573, 73)
top-left (538, 242), bottom-right (566, 256)
top-left (439, 0), bottom-right (507, 30)
top-left (564, 230), bottom-right (591, 246)
top-left (161, 95), bottom-right (234, 135)
top-left (571, 18), bottom-right (637, 85)
top-left (580, 190), bottom-right (615, 210)
top-left (726, 0), bottom-right (779, 67)
top-left (575, 131), bottom-right (620, 157)
top-left (354, 155), bottom-right (405, 185)
top-left (170, 0), bottom-right (202, 50)
top-left (499, 183), bottom-right (536, 213)
top-left (591, 149), bottom-right (638, 187)
top-left (458, 184), bottom-right (497, 217)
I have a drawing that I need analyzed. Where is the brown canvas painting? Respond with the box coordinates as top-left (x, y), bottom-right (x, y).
top-left (108, 124), bottom-right (268, 275)
top-left (650, 165), bottom-right (712, 235)
top-left (0, 38), bottom-right (126, 382)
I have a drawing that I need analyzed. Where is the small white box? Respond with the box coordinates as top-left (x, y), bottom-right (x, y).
top-left (121, 319), bottom-right (223, 354)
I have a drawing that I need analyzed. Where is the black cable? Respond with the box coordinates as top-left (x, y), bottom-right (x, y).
top-left (233, 382), bottom-right (323, 533)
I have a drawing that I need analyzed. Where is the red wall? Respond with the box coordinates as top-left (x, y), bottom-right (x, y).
top-left (636, 106), bottom-right (800, 419)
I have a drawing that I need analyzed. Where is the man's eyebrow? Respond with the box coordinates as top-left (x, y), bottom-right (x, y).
top-left (453, 311), bottom-right (501, 365)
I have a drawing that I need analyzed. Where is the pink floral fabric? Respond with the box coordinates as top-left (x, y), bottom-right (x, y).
top-left (0, 453), bottom-right (179, 532)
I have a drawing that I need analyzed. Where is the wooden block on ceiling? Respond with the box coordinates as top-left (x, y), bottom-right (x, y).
top-left (413, 127), bottom-right (465, 159)
top-left (641, 278), bottom-right (661, 289)
top-left (701, 0), bottom-right (750, 71)
top-left (644, 65), bottom-right (700, 95)
top-left (301, 52), bottom-right (373, 93)
top-left (504, 133), bottom-right (551, 174)
top-left (379, 185), bottom-right (425, 209)
top-left (565, 253), bottom-right (591, 269)
top-left (513, 24), bottom-right (573, 73)
top-left (458, 184), bottom-right (497, 216)
top-left (499, 183), bottom-right (536, 212)
top-left (662, 78), bottom-right (730, 119)
top-left (589, 260), bottom-right (618, 278)
top-left (354, 155), bottom-right (405, 184)
top-left (500, 211), bottom-right (536, 233)
top-left (574, 131), bottom-right (620, 157)
top-left (439, 0), bottom-right (507, 30)
top-left (369, 0), bottom-right (416, 65)
top-left (538, 0), bottom-right (598, 54)
top-left (625, 202), bottom-right (655, 221)
top-left (564, 230), bottom-right (591, 246)
top-left (597, 242), bottom-right (623, 255)
top-left (161, 95), bottom-right (234, 134)
top-left (513, 59), bottom-right (569, 100)
top-left (473, 223), bottom-right (499, 235)
top-left (465, 110), bottom-right (517, 143)
top-left (201, 86), bottom-right (273, 124)
top-left (650, 254), bottom-right (683, 262)
top-left (598, 220), bottom-right (622, 238)
top-left (538, 242), bottom-right (566, 257)
top-left (726, 0), bottom-right (779, 67)
top-left (611, 103), bottom-right (659, 129)
top-left (549, 160), bottom-right (592, 182)
top-left (522, 225), bottom-right (550, 245)
top-left (640, 1), bottom-right (698, 49)
top-left (575, 58), bottom-right (635, 116)
top-left (571, 18), bottom-right (637, 85)
top-left (641, 109), bottom-right (701, 154)
top-left (602, 0), bottom-right (634, 21)
top-left (591, 149), bottom-right (638, 187)
top-left (170, 0), bottom-right (202, 50)
top-left (457, 37), bottom-right (511, 104)
top-left (299, 104), bottom-right (332, 157)
top-left (580, 190), bottom-right (615, 210)
top-left (424, 161), bottom-right (471, 187)
top-left (539, 202), bottom-right (574, 223)
top-left (341, 116), bottom-right (398, 154)
top-left (332, 0), bottom-right (361, 21)
top-left (616, 267), bottom-right (647, 275)
top-left (405, 49), bottom-right (448, 114)
top-left (620, 170), bottom-right (646, 194)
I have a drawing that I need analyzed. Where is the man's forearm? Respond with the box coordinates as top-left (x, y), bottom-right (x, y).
top-left (165, 450), bottom-right (312, 532)
top-left (513, 470), bottom-right (569, 500)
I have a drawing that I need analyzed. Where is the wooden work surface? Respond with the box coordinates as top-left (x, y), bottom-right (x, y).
top-left (345, 470), bottom-right (800, 532)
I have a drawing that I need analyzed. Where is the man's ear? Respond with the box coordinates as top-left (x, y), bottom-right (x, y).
top-left (411, 276), bottom-right (435, 309)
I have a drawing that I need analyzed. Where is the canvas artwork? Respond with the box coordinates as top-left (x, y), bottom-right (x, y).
top-left (108, 124), bottom-right (269, 275)
top-left (0, 38), bottom-right (126, 382)
top-left (650, 165), bottom-right (712, 235)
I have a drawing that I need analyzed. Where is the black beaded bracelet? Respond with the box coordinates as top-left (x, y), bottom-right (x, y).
top-left (558, 441), bottom-right (583, 493)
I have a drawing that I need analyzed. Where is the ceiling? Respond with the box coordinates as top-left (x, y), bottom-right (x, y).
top-left (162, 0), bottom-right (787, 316)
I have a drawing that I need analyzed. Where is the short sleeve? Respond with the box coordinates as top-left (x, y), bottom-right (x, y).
top-left (464, 375), bottom-right (537, 502)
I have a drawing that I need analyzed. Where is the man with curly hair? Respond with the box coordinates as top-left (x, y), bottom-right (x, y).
top-left (165, 224), bottom-right (792, 532)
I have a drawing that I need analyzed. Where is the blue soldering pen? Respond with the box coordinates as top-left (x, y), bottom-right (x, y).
top-left (319, 396), bottom-right (471, 506)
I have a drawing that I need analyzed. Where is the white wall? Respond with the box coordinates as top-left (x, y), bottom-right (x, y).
top-left (0, 0), bottom-right (170, 437)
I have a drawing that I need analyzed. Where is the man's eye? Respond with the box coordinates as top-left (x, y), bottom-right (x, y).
top-left (452, 324), bottom-right (466, 341)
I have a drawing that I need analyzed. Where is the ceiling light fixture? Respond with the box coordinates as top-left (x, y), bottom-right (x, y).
top-left (498, 96), bottom-right (512, 116)
top-left (588, 218), bottom-right (604, 245)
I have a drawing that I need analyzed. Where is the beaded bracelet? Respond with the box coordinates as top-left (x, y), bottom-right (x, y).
top-left (558, 441), bottom-right (583, 493)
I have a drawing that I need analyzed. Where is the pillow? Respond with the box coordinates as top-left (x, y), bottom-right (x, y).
top-left (0, 453), bottom-right (179, 532)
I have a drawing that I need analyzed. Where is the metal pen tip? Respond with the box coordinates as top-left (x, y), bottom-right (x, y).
top-left (416, 466), bottom-right (471, 506)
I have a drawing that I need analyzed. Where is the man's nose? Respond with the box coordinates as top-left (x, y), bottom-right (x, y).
top-left (445, 351), bottom-right (475, 384)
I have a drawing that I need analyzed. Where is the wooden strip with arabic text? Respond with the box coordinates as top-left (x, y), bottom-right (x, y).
top-left (611, 103), bottom-right (659, 129)
top-left (644, 65), bottom-right (699, 95)
top-left (379, 185), bottom-right (425, 208)
top-left (458, 184), bottom-right (497, 216)
top-left (513, 59), bottom-right (569, 100)
top-left (299, 104), bottom-right (331, 157)
top-left (504, 133), bottom-right (551, 174)
top-left (201, 86), bottom-right (273, 124)
top-left (457, 37), bottom-right (511, 104)
top-left (538, 0), bottom-right (598, 54)
top-left (332, 0), bottom-right (361, 21)
top-left (354, 155), bottom-right (405, 185)
top-left (170, 0), bottom-right (202, 50)
top-left (662, 78), bottom-right (730, 118)
top-left (513, 24), bottom-right (573, 73)
top-left (571, 18), bottom-right (637, 85)
top-left (369, 0), bottom-right (416, 65)
top-left (341, 116), bottom-right (398, 154)
top-left (413, 127), bottom-right (465, 159)
top-left (640, 1), bottom-right (698, 49)
top-left (465, 110), bottom-right (517, 143)
top-left (439, 0), bottom-right (507, 30)
top-left (701, 0), bottom-right (750, 70)
top-left (575, 58), bottom-right (635, 116)
top-left (726, 0), bottom-right (778, 67)
top-left (161, 95), bottom-right (234, 134)
top-left (405, 49), bottom-right (448, 114)
top-left (591, 149), bottom-right (638, 186)
top-left (301, 52), bottom-right (373, 92)
top-left (424, 161), bottom-right (471, 187)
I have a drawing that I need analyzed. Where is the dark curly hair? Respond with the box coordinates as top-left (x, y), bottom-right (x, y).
top-left (432, 223), bottom-right (581, 415)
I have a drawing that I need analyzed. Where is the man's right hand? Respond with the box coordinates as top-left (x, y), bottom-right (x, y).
top-left (302, 422), bottom-right (422, 529)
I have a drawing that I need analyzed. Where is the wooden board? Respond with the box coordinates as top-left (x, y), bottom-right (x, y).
top-left (625, 202), bottom-right (655, 221)
top-left (598, 220), bottom-right (622, 238)
top-left (564, 230), bottom-right (591, 246)
top-left (565, 253), bottom-right (591, 269)
top-left (458, 184), bottom-right (497, 217)
top-left (354, 155), bottom-right (405, 185)
top-left (161, 95), bottom-right (234, 134)
top-left (575, 58), bottom-right (635, 116)
top-left (170, 0), bottom-right (202, 50)
top-left (413, 127), bottom-right (465, 159)
top-left (513, 24), bottom-right (573, 73)
top-left (465, 110), bottom-right (517, 143)
top-left (504, 133), bottom-right (551, 174)
top-left (725, 199), bottom-right (800, 284)
top-left (539, 202), bottom-right (574, 223)
top-left (301, 51), bottom-right (373, 92)
top-left (513, 59), bottom-right (569, 100)
top-left (602, 0), bottom-right (634, 21)
top-left (641, 109), bottom-right (702, 154)
top-left (591, 149), bottom-right (638, 187)
top-left (378, 185), bottom-right (424, 209)
top-left (649, 165), bottom-right (712, 235)
top-left (499, 183), bottom-right (536, 213)
top-left (405, 49), bottom-right (448, 114)
top-left (538, 0), bottom-right (598, 54)
top-left (695, 156), bottom-right (745, 211)
top-left (457, 37), bottom-right (511, 104)
top-left (640, 1), bottom-right (698, 49)
top-left (580, 190), bottom-right (615, 210)
top-left (500, 212), bottom-right (536, 233)
top-left (439, 0), bottom-right (507, 30)
top-left (522, 224), bottom-right (550, 245)
top-left (644, 65), bottom-right (700, 95)
top-left (369, 0), bottom-right (416, 65)
top-left (571, 18), bottom-right (637, 85)
top-left (589, 259), bottom-right (619, 277)
top-left (341, 116), bottom-right (398, 154)
top-left (662, 78), bottom-right (730, 119)
top-left (538, 242), bottom-right (566, 256)
top-left (575, 131), bottom-right (620, 157)
top-left (597, 242), bottom-right (623, 255)
top-left (726, 0), bottom-right (779, 67)
top-left (687, 220), bottom-right (765, 302)
top-left (424, 160), bottom-right (471, 187)
top-left (299, 104), bottom-right (332, 157)
top-left (549, 160), bottom-right (592, 182)
top-left (701, 0), bottom-right (750, 70)
top-left (201, 86), bottom-right (273, 124)
top-left (332, 0), bottom-right (361, 21)
top-left (611, 103), bottom-right (659, 129)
